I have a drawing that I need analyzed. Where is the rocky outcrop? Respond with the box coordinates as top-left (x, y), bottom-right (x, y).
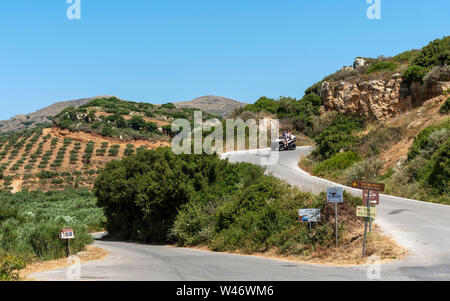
top-left (320, 76), bottom-right (450, 120)
top-left (353, 58), bottom-right (367, 69)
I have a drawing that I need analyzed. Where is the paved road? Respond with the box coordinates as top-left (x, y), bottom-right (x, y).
top-left (31, 148), bottom-right (450, 281)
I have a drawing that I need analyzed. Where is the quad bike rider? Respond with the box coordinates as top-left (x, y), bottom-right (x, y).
top-left (271, 130), bottom-right (297, 151)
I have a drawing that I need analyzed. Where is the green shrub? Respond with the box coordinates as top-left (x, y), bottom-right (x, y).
top-left (440, 97), bottom-right (450, 114)
top-left (393, 49), bottom-right (420, 63)
top-left (161, 103), bottom-right (176, 110)
top-left (243, 97), bottom-right (279, 114)
top-left (413, 36), bottom-right (450, 68)
top-left (128, 116), bottom-right (147, 131)
top-left (101, 126), bottom-right (114, 137)
top-left (0, 254), bottom-right (27, 281)
top-left (403, 65), bottom-right (428, 86)
top-left (108, 145), bottom-right (120, 157)
top-left (169, 201), bottom-right (215, 246)
top-left (146, 122), bottom-right (158, 133)
top-left (426, 140), bottom-right (450, 193)
top-left (37, 171), bottom-right (58, 179)
top-left (341, 158), bottom-right (383, 185)
top-left (366, 61), bottom-right (398, 74)
top-left (312, 114), bottom-right (363, 160)
top-left (408, 119), bottom-right (450, 161)
top-left (312, 151), bottom-right (361, 176)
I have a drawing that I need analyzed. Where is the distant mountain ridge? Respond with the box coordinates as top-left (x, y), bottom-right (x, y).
top-left (0, 95), bottom-right (247, 133)
top-left (173, 95), bottom-right (246, 118)
top-left (0, 96), bottom-right (114, 133)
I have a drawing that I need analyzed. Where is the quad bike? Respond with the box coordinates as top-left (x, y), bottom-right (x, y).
top-left (271, 136), bottom-right (297, 151)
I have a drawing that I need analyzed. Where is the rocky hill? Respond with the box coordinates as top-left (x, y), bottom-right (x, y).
top-left (173, 95), bottom-right (246, 118)
top-left (0, 96), bottom-right (112, 133)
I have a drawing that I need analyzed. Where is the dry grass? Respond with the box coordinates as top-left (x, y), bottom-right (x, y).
top-left (296, 224), bottom-right (407, 266)
top-left (298, 154), bottom-right (314, 174)
top-left (377, 94), bottom-right (448, 172)
top-left (19, 245), bottom-right (108, 281)
top-left (177, 223), bottom-right (406, 266)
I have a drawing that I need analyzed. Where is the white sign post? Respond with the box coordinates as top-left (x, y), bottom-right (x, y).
top-left (327, 187), bottom-right (343, 248)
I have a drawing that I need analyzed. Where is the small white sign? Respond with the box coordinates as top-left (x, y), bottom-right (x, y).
top-left (60, 229), bottom-right (75, 240)
top-left (298, 209), bottom-right (321, 222)
top-left (327, 187), bottom-right (344, 203)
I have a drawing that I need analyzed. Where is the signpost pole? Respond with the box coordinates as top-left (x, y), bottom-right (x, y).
top-left (362, 215), bottom-right (368, 257)
top-left (66, 239), bottom-right (70, 258)
top-left (362, 188), bottom-right (371, 257)
top-left (335, 202), bottom-right (338, 248)
top-left (367, 189), bottom-right (372, 233)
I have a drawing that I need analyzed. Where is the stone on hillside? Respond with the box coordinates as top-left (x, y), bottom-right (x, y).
top-left (353, 58), bottom-right (366, 69)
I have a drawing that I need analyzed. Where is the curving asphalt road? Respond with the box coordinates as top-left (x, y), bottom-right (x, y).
top-left (31, 147), bottom-right (450, 281)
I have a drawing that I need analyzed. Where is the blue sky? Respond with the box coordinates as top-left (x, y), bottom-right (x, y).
top-left (0, 0), bottom-right (448, 120)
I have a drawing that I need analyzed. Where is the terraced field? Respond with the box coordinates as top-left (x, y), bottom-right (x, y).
top-left (0, 127), bottom-right (170, 192)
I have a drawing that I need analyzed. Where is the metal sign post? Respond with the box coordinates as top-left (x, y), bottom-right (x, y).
top-left (327, 187), bottom-right (343, 248)
top-left (298, 209), bottom-right (321, 231)
top-left (334, 202), bottom-right (338, 248)
top-left (363, 188), bottom-right (371, 257)
top-left (66, 239), bottom-right (70, 257)
top-left (353, 180), bottom-right (384, 257)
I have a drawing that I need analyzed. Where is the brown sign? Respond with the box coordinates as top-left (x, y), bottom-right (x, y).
top-left (354, 181), bottom-right (385, 192)
top-left (362, 190), bottom-right (380, 205)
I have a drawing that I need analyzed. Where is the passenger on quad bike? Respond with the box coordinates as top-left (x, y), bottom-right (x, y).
top-left (283, 130), bottom-right (293, 147)
top-left (282, 131), bottom-right (288, 148)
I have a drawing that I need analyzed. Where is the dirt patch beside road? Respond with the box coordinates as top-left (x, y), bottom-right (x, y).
top-left (19, 245), bottom-right (108, 281)
top-left (176, 223), bottom-right (406, 267)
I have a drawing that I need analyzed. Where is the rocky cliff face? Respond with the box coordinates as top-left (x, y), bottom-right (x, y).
top-left (320, 76), bottom-right (450, 120)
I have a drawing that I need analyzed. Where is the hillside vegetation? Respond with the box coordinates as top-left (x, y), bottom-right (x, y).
top-left (305, 36), bottom-right (449, 95)
top-left (54, 97), bottom-right (221, 141)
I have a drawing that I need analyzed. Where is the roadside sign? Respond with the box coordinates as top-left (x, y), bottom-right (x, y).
top-left (60, 229), bottom-right (75, 257)
top-left (327, 187), bottom-right (344, 203)
top-left (60, 229), bottom-right (75, 240)
top-left (327, 187), bottom-right (343, 248)
top-left (356, 206), bottom-right (377, 219)
top-left (298, 209), bottom-right (321, 222)
top-left (362, 190), bottom-right (380, 205)
top-left (354, 181), bottom-right (385, 192)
